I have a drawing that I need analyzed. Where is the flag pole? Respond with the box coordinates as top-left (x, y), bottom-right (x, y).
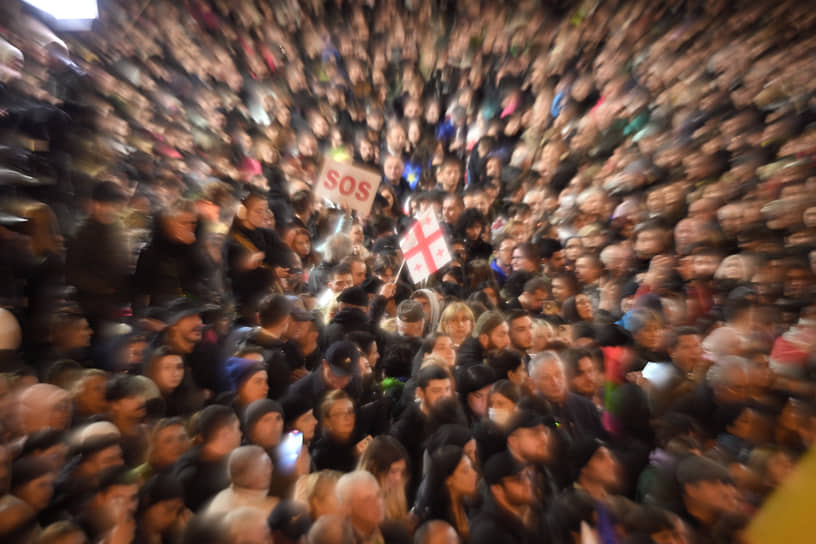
top-left (395, 257), bottom-right (406, 283)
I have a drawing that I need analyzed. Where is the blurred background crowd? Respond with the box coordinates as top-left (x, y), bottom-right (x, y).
top-left (0, 0), bottom-right (815, 542)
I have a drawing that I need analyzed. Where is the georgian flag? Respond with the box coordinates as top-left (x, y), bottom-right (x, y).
top-left (399, 209), bottom-right (452, 284)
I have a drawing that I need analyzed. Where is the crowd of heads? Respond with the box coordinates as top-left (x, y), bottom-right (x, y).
top-left (1, 0), bottom-right (816, 542)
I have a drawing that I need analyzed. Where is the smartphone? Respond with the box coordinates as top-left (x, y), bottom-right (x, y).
top-left (277, 430), bottom-right (303, 474)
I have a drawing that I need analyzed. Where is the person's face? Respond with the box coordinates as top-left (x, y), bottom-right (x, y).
top-left (293, 409), bottom-right (318, 443)
top-left (486, 323), bottom-right (511, 352)
top-left (565, 238), bottom-right (583, 261)
top-left (143, 498), bottom-right (185, 534)
top-left (498, 470), bottom-right (535, 506)
top-left (635, 319), bottom-right (663, 351)
top-left (497, 239), bottom-right (515, 267)
top-left (151, 424), bottom-right (190, 468)
top-left (571, 357), bottom-right (600, 397)
top-left (174, 314), bottom-right (203, 345)
top-left (583, 447), bottom-right (621, 491)
top-left (386, 459), bottom-right (408, 490)
top-left (322, 362), bottom-right (353, 391)
top-left (439, 164), bottom-right (462, 192)
top-left (575, 258), bottom-right (601, 285)
top-left (510, 316), bottom-right (534, 351)
top-left (513, 425), bottom-right (551, 463)
top-left (442, 198), bottom-right (463, 224)
top-left (467, 385), bottom-right (491, 419)
top-left (635, 229), bottom-right (665, 260)
top-left (685, 479), bottom-right (736, 515)
top-left (387, 125), bottom-right (406, 152)
top-left (432, 336), bottom-right (457, 368)
top-left (551, 278), bottom-right (574, 303)
top-left (418, 378), bottom-right (453, 411)
top-left (350, 481), bottom-right (385, 530)
top-left (154, 355), bottom-right (185, 392)
top-left (669, 334), bottom-right (703, 372)
top-left (326, 399), bottom-right (355, 441)
top-left (76, 374), bottom-right (109, 415)
top-left (397, 318), bottom-right (424, 338)
top-left (212, 417), bottom-right (242, 455)
top-left (251, 411), bottom-right (284, 450)
top-left (245, 198), bottom-right (269, 230)
top-left (533, 360), bottom-right (567, 402)
top-left (446, 455), bottom-right (478, 498)
top-left (384, 157), bottom-right (404, 182)
top-left (16, 472), bottom-right (56, 511)
top-left (444, 311), bottom-right (473, 345)
top-left (350, 262), bottom-right (367, 286)
top-left (359, 139), bottom-right (375, 161)
top-left (330, 273), bottom-right (354, 294)
top-left (511, 249), bottom-right (536, 273)
top-left (293, 234), bottom-right (311, 257)
top-left (112, 395), bottom-right (146, 423)
top-left (575, 294), bottom-right (594, 321)
top-left (239, 370), bottom-right (270, 405)
top-left (165, 211), bottom-right (197, 245)
top-left (464, 222), bottom-right (482, 241)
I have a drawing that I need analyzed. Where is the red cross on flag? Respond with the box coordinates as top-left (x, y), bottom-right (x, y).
top-left (399, 209), bottom-right (452, 284)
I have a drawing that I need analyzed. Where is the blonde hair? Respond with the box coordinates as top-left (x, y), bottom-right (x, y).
top-left (437, 302), bottom-right (475, 334)
top-left (293, 470), bottom-right (342, 518)
top-left (13, 200), bottom-right (61, 257)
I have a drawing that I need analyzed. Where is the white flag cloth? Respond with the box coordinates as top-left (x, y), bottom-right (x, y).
top-left (398, 209), bottom-right (452, 284)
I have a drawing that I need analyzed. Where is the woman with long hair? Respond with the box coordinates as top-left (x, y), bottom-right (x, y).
top-left (357, 435), bottom-right (411, 521)
top-left (413, 445), bottom-right (479, 541)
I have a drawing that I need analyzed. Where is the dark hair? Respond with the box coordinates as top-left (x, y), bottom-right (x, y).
top-left (666, 326), bottom-right (701, 350)
top-left (522, 277), bottom-right (549, 294)
top-left (97, 465), bottom-right (136, 492)
top-left (193, 405), bottom-right (238, 444)
top-left (332, 262), bottom-right (353, 278)
top-left (490, 379), bottom-right (521, 404)
top-left (487, 349), bottom-right (525, 380)
top-left (21, 429), bottom-right (63, 457)
top-left (106, 374), bottom-right (143, 402)
top-left (258, 294), bottom-right (292, 327)
top-left (562, 348), bottom-right (595, 380)
top-left (357, 435), bottom-right (410, 480)
top-left (417, 364), bottom-right (452, 390)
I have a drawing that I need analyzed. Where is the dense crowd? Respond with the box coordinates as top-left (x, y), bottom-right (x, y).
top-left (1, 0), bottom-right (816, 542)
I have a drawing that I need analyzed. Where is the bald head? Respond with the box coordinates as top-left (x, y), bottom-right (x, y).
top-left (414, 521), bottom-right (459, 544)
top-left (307, 514), bottom-right (354, 544)
top-left (18, 384), bottom-right (72, 434)
top-left (228, 445), bottom-right (272, 490)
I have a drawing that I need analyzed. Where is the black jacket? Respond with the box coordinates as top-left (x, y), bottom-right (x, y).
top-left (225, 223), bottom-right (288, 307)
top-left (66, 218), bottom-right (130, 319)
top-left (321, 307), bottom-right (373, 350)
top-left (311, 433), bottom-right (359, 472)
top-left (546, 392), bottom-right (606, 442)
top-left (247, 329), bottom-right (296, 400)
top-left (470, 495), bottom-right (539, 544)
top-left (457, 336), bottom-right (487, 368)
top-left (133, 222), bottom-right (207, 309)
top-left (172, 447), bottom-right (230, 512)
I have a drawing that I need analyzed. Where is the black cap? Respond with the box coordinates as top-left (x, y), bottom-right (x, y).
top-left (397, 299), bottom-right (424, 322)
top-left (676, 455), bottom-right (732, 486)
top-left (337, 286), bottom-right (369, 307)
top-left (162, 298), bottom-right (212, 325)
top-left (244, 399), bottom-right (283, 431)
top-left (267, 500), bottom-right (312, 539)
top-left (92, 181), bottom-right (128, 203)
top-left (506, 409), bottom-right (554, 436)
top-left (483, 450), bottom-right (526, 485)
top-left (325, 340), bottom-right (359, 376)
top-left (569, 438), bottom-right (606, 481)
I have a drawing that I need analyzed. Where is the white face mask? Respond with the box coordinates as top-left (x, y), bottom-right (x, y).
top-left (488, 408), bottom-right (512, 427)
